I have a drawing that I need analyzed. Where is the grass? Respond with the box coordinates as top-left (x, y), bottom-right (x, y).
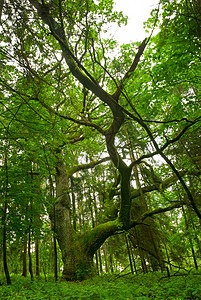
top-left (0, 270), bottom-right (201, 299)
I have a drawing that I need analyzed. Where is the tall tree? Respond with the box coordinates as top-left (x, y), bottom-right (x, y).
top-left (0, 0), bottom-right (200, 280)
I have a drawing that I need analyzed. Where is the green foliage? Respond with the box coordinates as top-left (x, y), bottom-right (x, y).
top-left (1, 272), bottom-right (201, 299)
top-left (0, 0), bottom-right (201, 283)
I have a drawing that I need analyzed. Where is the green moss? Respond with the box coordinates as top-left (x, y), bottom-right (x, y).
top-left (81, 219), bottom-right (123, 250)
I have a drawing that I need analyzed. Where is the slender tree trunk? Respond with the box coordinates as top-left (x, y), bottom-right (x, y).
top-left (34, 210), bottom-right (41, 277)
top-left (129, 230), bottom-right (148, 273)
top-left (2, 202), bottom-right (11, 285)
top-left (53, 203), bottom-right (58, 281)
top-left (131, 251), bottom-right (137, 274)
top-left (93, 191), bottom-right (102, 275)
top-left (28, 228), bottom-right (34, 281)
top-left (98, 249), bottom-right (103, 274)
top-left (49, 233), bottom-right (54, 274)
top-left (0, 244), bottom-right (2, 274)
top-left (128, 235), bottom-right (138, 274)
top-left (102, 243), bottom-right (109, 273)
top-left (95, 252), bottom-right (99, 275)
top-left (22, 235), bottom-right (27, 277)
top-left (191, 246), bottom-right (198, 270)
top-left (164, 243), bottom-right (172, 270)
top-left (2, 150), bottom-right (11, 285)
top-left (182, 206), bottom-right (198, 269)
top-left (109, 253), bottom-right (114, 273)
top-left (0, 0), bottom-right (4, 23)
top-left (90, 199), bottom-right (99, 274)
top-left (139, 248), bottom-right (148, 273)
top-left (53, 204), bottom-right (58, 281)
top-left (189, 209), bottom-right (201, 255)
top-left (35, 239), bottom-right (40, 276)
top-left (53, 235), bottom-right (58, 281)
top-left (48, 172), bottom-right (58, 279)
top-left (125, 234), bottom-right (134, 274)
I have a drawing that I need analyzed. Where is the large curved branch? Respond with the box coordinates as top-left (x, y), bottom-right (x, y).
top-left (130, 170), bottom-right (200, 201)
top-left (84, 200), bottom-right (184, 257)
top-left (138, 201), bottom-right (183, 224)
top-left (126, 111), bottom-right (201, 219)
top-left (113, 38), bottom-right (148, 101)
top-left (67, 157), bottom-right (110, 177)
top-left (124, 112), bottom-right (200, 168)
top-left (37, 97), bottom-right (106, 134)
top-left (29, 1), bottom-right (127, 177)
top-left (28, 0), bottom-right (120, 114)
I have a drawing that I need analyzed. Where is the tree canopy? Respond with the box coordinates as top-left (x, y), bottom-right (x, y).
top-left (0, 0), bottom-right (201, 282)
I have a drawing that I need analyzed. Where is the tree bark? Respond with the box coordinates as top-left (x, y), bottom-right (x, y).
top-left (28, 229), bottom-right (34, 281)
top-left (0, 0), bottom-right (4, 23)
top-left (53, 155), bottom-right (76, 280)
top-left (125, 234), bottom-right (134, 274)
top-left (35, 239), bottom-right (40, 276)
top-left (2, 201), bottom-right (11, 285)
top-left (22, 235), bottom-right (27, 277)
top-left (102, 243), bottom-right (109, 273)
top-left (182, 206), bottom-right (198, 270)
top-left (53, 234), bottom-right (58, 281)
top-left (51, 150), bottom-right (186, 280)
top-left (129, 142), bottom-right (164, 271)
top-left (52, 154), bottom-right (123, 279)
top-left (2, 150), bottom-right (11, 285)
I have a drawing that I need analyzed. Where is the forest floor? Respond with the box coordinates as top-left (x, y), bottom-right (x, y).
top-left (0, 270), bottom-right (201, 299)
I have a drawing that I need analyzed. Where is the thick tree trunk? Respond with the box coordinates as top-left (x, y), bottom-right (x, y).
top-left (53, 154), bottom-right (119, 280)
top-left (53, 157), bottom-right (76, 279)
top-left (52, 150), bottom-right (181, 280)
top-left (53, 157), bottom-right (121, 279)
top-left (53, 155), bottom-right (97, 279)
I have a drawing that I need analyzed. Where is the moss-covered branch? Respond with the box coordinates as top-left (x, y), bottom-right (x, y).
top-left (67, 157), bottom-right (110, 177)
top-left (82, 200), bottom-right (183, 258)
top-left (136, 201), bottom-right (183, 224)
top-left (130, 170), bottom-right (200, 201)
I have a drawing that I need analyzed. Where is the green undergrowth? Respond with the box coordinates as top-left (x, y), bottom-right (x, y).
top-left (1, 270), bottom-right (201, 299)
